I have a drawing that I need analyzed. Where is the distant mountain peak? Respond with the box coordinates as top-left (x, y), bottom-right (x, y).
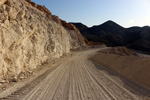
top-left (100, 20), bottom-right (123, 28)
top-left (90, 20), bottom-right (124, 33)
top-left (105, 20), bottom-right (115, 23)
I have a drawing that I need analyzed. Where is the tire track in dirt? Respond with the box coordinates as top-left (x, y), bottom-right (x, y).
top-left (0, 48), bottom-right (150, 100)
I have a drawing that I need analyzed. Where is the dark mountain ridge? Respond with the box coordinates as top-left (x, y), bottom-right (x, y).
top-left (71, 21), bottom-right (150, 52)
top-left (69, 22), bottom-right (88, 31)
top-left (91, 20), bottom-right (125, 32)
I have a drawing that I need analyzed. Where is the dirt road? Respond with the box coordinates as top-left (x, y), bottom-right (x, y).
top-left (1, 48), bottom-right (150, 100)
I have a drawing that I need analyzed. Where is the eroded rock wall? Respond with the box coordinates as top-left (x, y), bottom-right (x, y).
top-left (0, 0), bottom-right (85, 81)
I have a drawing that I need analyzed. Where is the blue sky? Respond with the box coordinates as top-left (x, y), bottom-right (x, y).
top-left (31, 0), bottom-right (150, 28)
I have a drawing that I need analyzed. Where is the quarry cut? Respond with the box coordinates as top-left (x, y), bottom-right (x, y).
top-left (0, 0), bottom-right (85, 81)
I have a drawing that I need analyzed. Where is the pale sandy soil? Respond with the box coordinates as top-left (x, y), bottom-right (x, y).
top-left (0, 48), bottom-right (150, 100)
top-left (91, 47), bottom-right (150, 89)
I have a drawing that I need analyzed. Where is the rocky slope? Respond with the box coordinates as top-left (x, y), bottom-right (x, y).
top-left (0, 0), bottom-right (85, 82)
top-left (72, 21), bottom-right (150, 52)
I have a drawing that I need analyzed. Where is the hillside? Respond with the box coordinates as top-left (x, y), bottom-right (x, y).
top-left (69, 22), bottom-right (88, 32)
top-left (0, 0), bottom-right (86, 82)
top-left (72, 21), bottom-right (150, 52)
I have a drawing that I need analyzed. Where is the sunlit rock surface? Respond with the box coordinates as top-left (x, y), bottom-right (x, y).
top-left (0, 0), bottom-right (85, 81)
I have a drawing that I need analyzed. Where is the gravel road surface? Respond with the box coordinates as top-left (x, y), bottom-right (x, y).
top-left (1, 49), bottom-right (150, 100)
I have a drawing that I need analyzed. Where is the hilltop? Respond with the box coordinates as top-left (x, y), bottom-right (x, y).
top-left (72, 21), bottom-right (150, 53)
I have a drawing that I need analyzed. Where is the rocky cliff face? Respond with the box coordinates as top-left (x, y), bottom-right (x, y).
top-left (0, 0), bottom-right (85, 81)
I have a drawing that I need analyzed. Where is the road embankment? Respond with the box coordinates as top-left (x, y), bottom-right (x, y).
top-left (91, 51), bottom-right (150, 89)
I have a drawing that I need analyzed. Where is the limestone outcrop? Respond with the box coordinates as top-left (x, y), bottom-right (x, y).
top-left (0, 0), bottom-right (7, 5)
top-left (0, 0), bottom-right (85, 81)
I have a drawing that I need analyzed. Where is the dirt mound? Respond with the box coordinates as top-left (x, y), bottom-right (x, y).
top-left (91, 49), bottom-right (150, 89)
top-left (100, 47), bottom-right (137, 56)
